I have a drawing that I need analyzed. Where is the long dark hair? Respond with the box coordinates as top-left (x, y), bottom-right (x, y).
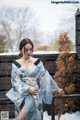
top-left (19, 38), bottom-right (34, 58)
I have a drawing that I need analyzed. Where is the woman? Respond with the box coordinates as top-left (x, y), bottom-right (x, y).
top-left (6, 38), bottom-right (64, 120)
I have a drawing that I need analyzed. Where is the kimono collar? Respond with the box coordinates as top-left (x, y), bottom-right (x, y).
top-left (13, 58), bottom-right (40, 68)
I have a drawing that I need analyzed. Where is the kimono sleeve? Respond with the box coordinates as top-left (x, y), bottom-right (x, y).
top-left (11, 63), bottom-right (30, 95)
top-left (37, 61), bottom-right (59, 104)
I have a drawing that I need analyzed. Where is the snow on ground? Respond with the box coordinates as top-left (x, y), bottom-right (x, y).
top-left (43, 111), bottom-right (80, 120)
top-left (10, 111), bottom-right (80, 120)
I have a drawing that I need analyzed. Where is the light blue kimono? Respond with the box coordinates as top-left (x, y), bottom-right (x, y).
top-left (6, 59), bottom-right (59, 120)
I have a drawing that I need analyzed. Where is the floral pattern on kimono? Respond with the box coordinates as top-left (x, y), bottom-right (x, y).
top-left (6, 58), bottom-right (59, 120)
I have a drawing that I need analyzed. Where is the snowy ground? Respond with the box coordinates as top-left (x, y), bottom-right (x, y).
top-left (43, 111), bottom-right (80, 120)
top-left (10, 111), bottom-right (80, 120)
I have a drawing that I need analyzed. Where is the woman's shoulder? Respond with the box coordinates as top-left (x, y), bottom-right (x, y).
top-left (33, 57), bottom-right (43, 66)
top-left (15, 58), bottom-right (21, 62)
top-left (32, 57), bottom-right (38, 62)
top-left (12, 59), bottom-right (21, 68)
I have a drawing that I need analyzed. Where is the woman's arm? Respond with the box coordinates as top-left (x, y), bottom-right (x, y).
top-left (37, 60), bottom-right (64, 104)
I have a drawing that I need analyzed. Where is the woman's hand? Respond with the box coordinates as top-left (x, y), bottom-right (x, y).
top-left (58, 88), bottom-right (64, 96)
top-left (27, 86), bottom-right (38, 95)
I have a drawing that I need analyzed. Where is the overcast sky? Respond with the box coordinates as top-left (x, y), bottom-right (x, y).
top-left (0, 0), bottom-right (80, 44)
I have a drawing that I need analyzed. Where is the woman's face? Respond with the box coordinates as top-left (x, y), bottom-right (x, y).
top-left (21, 43), bottom-right (33, 58)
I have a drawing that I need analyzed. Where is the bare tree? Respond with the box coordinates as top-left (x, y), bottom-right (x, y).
top-left (0, 5), bottom-right (40, 52)
top-left (57, 4), bottom-right (80, 46)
